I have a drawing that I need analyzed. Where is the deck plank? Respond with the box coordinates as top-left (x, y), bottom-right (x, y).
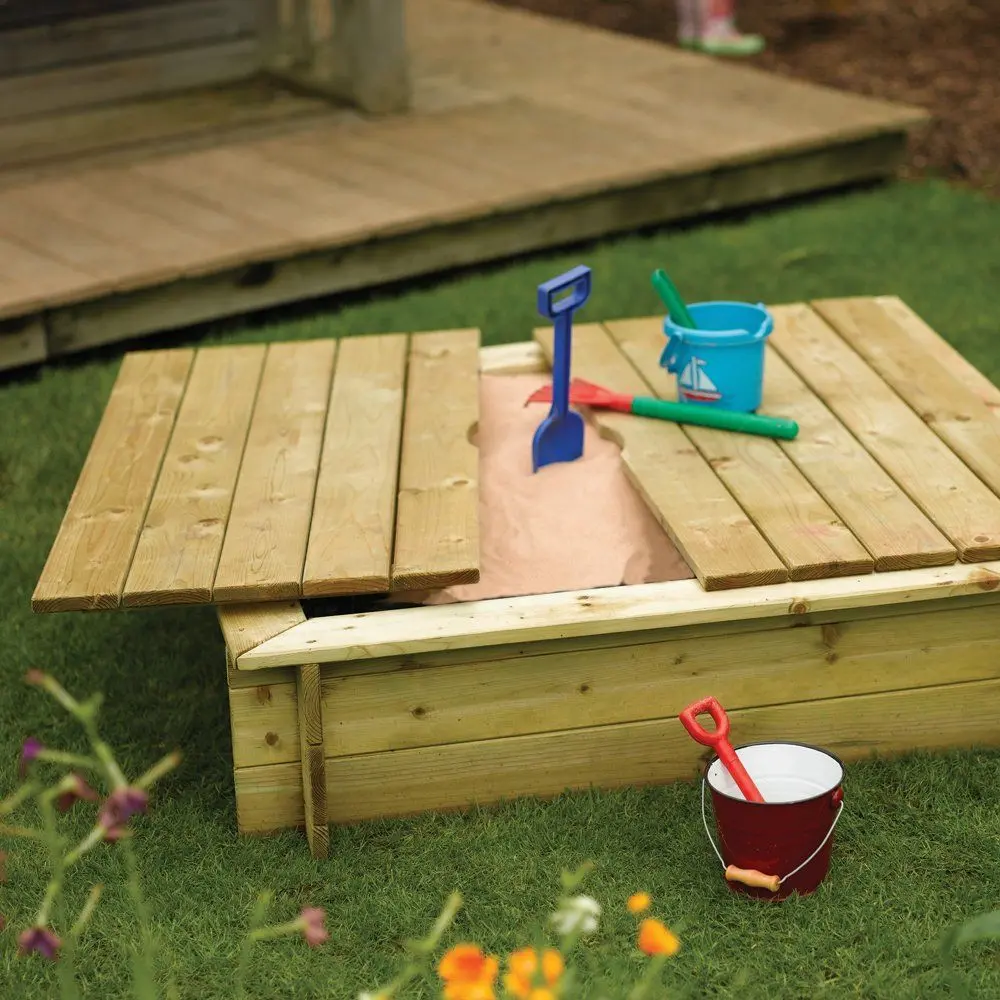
top-left (604, 317), bottom-right (875, 580)
top-left (31, 349), bottom-right (194, 612)
top-left (535, 322), bottom-right (787, 591)
top-left (770, 305), bottom-right (1000, 562)
top-left (213, 340), bottom-right (336, 602)
top-left (302, 333), bottom-right (408, 597)
top-left (122, 344), bottom-right (265, 606)
top-left (814, 297), bottom-right (1000, 498)
top-left (391, 329), bottom-right (481, 591)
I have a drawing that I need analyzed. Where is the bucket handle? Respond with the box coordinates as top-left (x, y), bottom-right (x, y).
top-left (700, 779), bottom-right (844, 894)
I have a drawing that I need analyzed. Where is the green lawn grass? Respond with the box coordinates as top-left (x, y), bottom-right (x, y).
top-left (2, 178), bottom-right (1000, 999)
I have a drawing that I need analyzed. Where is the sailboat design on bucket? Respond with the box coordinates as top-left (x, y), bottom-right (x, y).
top-left (678, 356), bottom-right (722, 402)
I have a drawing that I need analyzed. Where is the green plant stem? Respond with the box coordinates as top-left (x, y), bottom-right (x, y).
top-left (38, 794), bottom-right (80, 1000)
top-left (233, 892), bottom-right (274, 1000)
top-left (120, 838), bottom-right (159, 1000)
top-left (628, 954), bottom-right (668, 1000)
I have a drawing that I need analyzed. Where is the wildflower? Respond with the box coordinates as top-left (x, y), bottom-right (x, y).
top-left (298, 907), bottom-right (329, 948)
top-left (637, 918), bottom-right (680, 957)
top-left (549, 894), bottom-right (601, 937)
top-left (504, 947), bottom-right (564, 998)
top-left (18, 925), bottom-right (61, 960)
top-left (627, 892), bottom-right (651, 915)
top-left (18, 738), bottom-right (43, 779)
top-left (97, 786), bottom-right (148, 839)
top-left (439, 944), bottom-right (499, 1000)
top-left (55, 773), bottom-right (100, 813)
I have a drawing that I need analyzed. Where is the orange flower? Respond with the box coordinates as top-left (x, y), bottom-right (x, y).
top-left (503, 947), bottom-right (564, 998)
top-left (637, 918), bottom-right (680, 957)
top-left (627, 892), bottom-right (651, 915)
top-left (439, 944), bottom-right (500, 996)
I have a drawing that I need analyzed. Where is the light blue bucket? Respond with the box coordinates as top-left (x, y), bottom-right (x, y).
top-left (659, 301), bottom-right (774, 413)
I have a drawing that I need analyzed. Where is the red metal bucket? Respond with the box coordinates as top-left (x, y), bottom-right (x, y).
top-left (703, 742), bottom-right (845, 901)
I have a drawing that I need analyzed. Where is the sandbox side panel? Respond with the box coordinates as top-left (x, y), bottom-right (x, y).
top-left (232, 673), bottom-right (1000, 831)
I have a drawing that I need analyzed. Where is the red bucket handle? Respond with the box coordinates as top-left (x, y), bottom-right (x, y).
top-left (679, 697), bottom-right (765, 803)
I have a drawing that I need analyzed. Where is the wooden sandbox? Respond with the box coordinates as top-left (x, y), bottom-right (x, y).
top-left (32, 296), bottom-right (1000, 859)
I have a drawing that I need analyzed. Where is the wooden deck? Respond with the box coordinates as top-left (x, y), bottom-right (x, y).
top-left (0, 0), bottom-right (927, 374)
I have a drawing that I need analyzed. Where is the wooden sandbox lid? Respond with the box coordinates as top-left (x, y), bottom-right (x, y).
top-left (32, 329), bottom-right (481, 611)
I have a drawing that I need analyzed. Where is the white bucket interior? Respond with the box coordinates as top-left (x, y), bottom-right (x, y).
top-left (707, 743), bottom-right (843, 803)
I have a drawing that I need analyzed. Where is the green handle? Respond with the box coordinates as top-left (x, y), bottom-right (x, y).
top-left (651, 269), bottom-right (697, 329)
top-left (631, 396), bottom-right (799, 440)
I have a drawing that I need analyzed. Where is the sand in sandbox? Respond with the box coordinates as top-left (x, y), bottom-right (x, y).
top-left (398, 374), bottom-right (694, 606)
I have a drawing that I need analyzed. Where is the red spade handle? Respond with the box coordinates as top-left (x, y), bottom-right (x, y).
top-left (679, 697), bottom-right (765, 803)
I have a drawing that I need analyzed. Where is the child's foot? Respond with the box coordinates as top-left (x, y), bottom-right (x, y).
top-left (698, 16), bottom-right (765, 55)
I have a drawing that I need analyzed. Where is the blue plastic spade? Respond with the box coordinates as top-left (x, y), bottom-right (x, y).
top-left (532, 265), bottom-right (591, 472)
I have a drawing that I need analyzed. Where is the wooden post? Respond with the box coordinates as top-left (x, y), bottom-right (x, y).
top-left (296, 662), bottom-right (330, 859)
top-left (323, 0), bottom-right (410, 115)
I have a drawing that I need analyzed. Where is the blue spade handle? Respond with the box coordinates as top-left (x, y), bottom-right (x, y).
top-left (537, 265), bottom-right (591, 423)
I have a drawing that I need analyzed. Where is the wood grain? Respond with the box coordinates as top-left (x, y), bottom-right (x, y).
top-left (604, 317), bottom-right (874, 581)
top-left (213, 339), bottom-right (336, 602)
top-left (770, 304), bottom-right (1000, 562)
top-left (873, 296), bottom-right (1000, 416)
top-left (303, 333), bottom-right (408, 596)
top-left (32, 349), bottom-right (194, 612)
top-left (233, 675), bottom-right (1000, 830)
top-left (123, 345), bottom-right (265, 606)
top-left (535, 321), bottom-right (786, 591)
top-left (391, 329), bottom-right (481, 591)
top-left (218, 600), bottom-right (306, 666)
top-left (229, 602), bottom-right (1000, 765)
top-left (238, 558), bottom-right (1000, 669)
top-left (296, 662), bottom-right (329, 859)
top-left (814, 296), bottom-right (1000, 497)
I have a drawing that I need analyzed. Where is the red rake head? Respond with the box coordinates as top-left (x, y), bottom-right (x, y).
top-left (524, 379), bottom-right (633, 411)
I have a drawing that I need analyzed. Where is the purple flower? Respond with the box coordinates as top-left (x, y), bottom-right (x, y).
top-left (98, 786), bottom-right (149, 839)
top-left (18, 925), bottom-right (61, 960)
top-left (18, 738), bottom-right (43, 780)
top-left (55, 773), bottom-right (100, 813)
top-left (299, 907), bottom-right (329, 948)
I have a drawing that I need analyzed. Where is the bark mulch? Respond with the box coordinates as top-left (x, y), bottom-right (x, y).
top-left (494, 0), bottom-right (1000, 198)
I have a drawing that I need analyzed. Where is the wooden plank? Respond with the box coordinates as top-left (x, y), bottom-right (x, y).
top-left (535, 322), bottom-right (786, 591)
top-left (0, 0), bottom-right (257, 77)
top-left (238, 558), bottom-right (1000, 669)
top-left (122, 345), bottom-right (266, 607)
top-left (302, 333), bottom-right (408, 597)
top-left (0, 38), bottom-right (260, 123)
top-left (233, 675), bottom-right (1000, 830)
top-left (213, 340), bottom-right (336, 603)
top-left (391, 329), bottom-right (481, 591)
top-left (0, 233), bottom-right (93, 320)
top-left (873, 296), bottom-right (1000, 415)
top-left (814, 297), bottom-right (1000, 498)
top-left (0, 315), bottom-right (47, 371)
top-left (18, 130), bottom-right (905, 361)
top-left (31, 349), bottom-right (194, 612)
top-left (218, 600), bottom-right (306, 665)
top-left (603, 317), bottom-right (874, 581)
top-left (296, 663), bottom-right (329, 859)
top-left (606, 315), bottom-right (954, 573)
top-left (479, 339), bottom-right (548, 376)
top-left (770, 305), bottom-right (1000, 562)
top-left (229, 602), bottom-right (1000, 766)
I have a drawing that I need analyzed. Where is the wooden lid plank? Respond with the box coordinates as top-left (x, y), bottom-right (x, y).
top-left (212, 339), bottom-right (336, 603)
top-left (31, 348), bottom-right (194, 612)
top-left (814, 296), bottom-right (1000, 499)
top-left (302, 333), bottom-right (409, 597)
top-left (390, 329), bottom-right (481, 591)
top-left (122, 344), bottom-right (266, 607)
top-left (771, 305), bottom-right (1000, 562)
top-left (605, 317), bottom-right (875, 581)
top-left (534, 321), bottom-right (787, 591)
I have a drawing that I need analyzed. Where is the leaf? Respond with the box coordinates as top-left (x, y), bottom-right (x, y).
top-left (941, 910), bottom-right (1000, 999)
